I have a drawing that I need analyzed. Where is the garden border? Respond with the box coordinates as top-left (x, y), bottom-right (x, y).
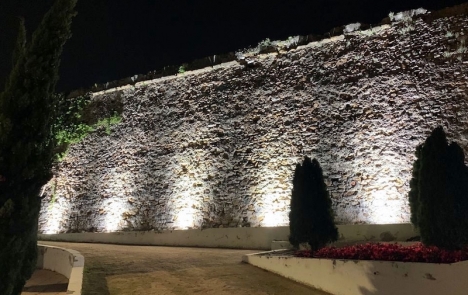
top-left (38, 224), bottom-right (418, 250)
top-left (37, 244), bottom-right (84, 295)
top-left (242, 249), bottom-right (468, 295)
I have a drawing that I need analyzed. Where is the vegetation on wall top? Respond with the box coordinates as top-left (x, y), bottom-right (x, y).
top-left (53, 92), bottom-right (123, 160)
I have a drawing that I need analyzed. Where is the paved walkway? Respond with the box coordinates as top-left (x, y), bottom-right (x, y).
top-left (22, 269), bottom-right (67, 295)
top-left (38, 241), bottom-right (329, 295)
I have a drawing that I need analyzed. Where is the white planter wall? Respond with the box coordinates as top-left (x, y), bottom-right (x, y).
top-left (37, 244), bottom-right (84, 294)
top-left (243, 251), bottom-right (468, 295)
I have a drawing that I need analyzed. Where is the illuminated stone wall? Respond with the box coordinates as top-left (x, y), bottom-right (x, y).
top-left (39, 6), bottom-right (468, 233)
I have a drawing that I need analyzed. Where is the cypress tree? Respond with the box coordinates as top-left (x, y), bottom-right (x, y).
top-left (411, 127), bottom-right (468, 249)
top-left (0, 1), bottom-right (77, 294)
top-left (445, 142), bottom-right (468, 247)
top-left (289, 157), bottom-right (338, 251)
top-left (408, 145), bottom-right (422, 225)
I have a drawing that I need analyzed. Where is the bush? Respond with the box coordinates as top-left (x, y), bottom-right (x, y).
top-left (409, 127), bottom-right (468, 249)
top-left (289, 156), bottom-right (338, 250)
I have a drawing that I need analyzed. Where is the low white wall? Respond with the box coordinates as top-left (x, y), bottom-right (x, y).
top-left (38, 224), bottom-right (418, 250)
top-left (273, 224), bottom-right (419, 249)
top-left (39, 227), bottom-right (289, 250)
top-left (37, 244), bottom-right (84, 294)
top-left (335, 224), bottom-right (418, 243)
top-left (243, 251), bottom-right (468, 295)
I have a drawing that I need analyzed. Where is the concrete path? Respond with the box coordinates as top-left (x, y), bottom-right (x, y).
top-left (39, 241), bottom-right (329, 295)
top-left (22, 269), bottom-right (67, 295)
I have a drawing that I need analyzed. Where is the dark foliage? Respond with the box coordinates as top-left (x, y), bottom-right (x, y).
top-left (0, 1), bottom-right (77, 294)
top-left (289, 156), bottom-right (338, 251)
top-left (408, 145), bottom-right (422, 225)
top-left (409, 127), bottom-right (468, 249)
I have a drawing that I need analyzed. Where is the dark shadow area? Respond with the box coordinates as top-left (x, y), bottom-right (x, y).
top-left (81, 264), bottom-right (111, 295)
top-left (23, 283), bottom-right (68, 292)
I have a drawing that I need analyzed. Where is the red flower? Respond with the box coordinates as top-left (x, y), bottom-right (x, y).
top-left (294, 242), bottom-right (468, 264)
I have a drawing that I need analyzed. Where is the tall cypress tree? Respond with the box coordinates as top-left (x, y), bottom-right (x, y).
top-left (408, 145), bottom-right (422, 225)
top-left (289, 157), bottom-right (338, 251)
top-left (0, 1), bottom-right (77, 294)
top-left (448, 143), bottom-right (468, 229)
top-left (410, 127), bottom-right (468, 249)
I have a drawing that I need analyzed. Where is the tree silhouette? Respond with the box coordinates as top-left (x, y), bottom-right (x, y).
top-left (0, 1), bottom-right (77, 293)
top-left (409, 127), bottom-right (468, 249)
top-left (289, 157), bottom-right (338, 251)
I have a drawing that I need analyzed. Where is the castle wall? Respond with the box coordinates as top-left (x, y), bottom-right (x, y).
top-left (39, 7), bottom-right (468, 233)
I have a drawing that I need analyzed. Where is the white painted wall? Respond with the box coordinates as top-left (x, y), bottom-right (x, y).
top-left (243, 251), bottom-right (468, 295)
top-left (37, 244), bottom-right (84, 295)
top-left (335, 224), bottom-right (418, 243)
top-left (38, 224), bottom-right (418, 250)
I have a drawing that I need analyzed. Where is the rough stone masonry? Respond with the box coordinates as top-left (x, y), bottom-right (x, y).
top-left (39, 5), bottom-right (468, 233)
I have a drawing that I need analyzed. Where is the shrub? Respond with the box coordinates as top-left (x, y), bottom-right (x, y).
top-left (289, 157), bottom-right (338, 251)
top-left (178, 64), bottom-right (187, 74)
top-left (409, 127), bottom-right (468, 249)
top-left (94, 112), bottom-right (122, 135)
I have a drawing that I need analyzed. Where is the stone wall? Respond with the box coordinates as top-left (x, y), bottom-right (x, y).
top-left (39, 5), bottom-right (468, 233)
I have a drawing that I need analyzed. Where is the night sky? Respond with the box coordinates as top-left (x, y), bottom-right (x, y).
top-left (0, 0), bottom-right (465, 93)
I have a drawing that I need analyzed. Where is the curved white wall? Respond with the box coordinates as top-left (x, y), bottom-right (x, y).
top-left (37, 244), bottom-right (84, 294)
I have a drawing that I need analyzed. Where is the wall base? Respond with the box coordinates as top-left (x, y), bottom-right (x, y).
top-left (39, 224), bottom-right (418, 250)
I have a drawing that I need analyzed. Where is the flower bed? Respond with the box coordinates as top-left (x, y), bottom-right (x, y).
top-left (243, 246), bottom-right (468, 295)
top-left (295, 242), bottom-right (468, 263)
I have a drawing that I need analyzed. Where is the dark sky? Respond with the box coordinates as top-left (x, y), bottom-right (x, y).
top-left (0, 0), bottom-right (465, 93)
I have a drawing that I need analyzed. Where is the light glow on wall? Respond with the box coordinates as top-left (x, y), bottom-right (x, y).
top-left (44, 211), bottom-right (61, 234)
top-left (170, 179), bottom-right (202, 230)
top-left (173, 196), bottom-right (199, 229)
top-left (251, 146), bottom-right (297, 227)
top-left (168, 151), bottom-right (211, 230)
top-left (101, 170), bottom-right (133, 232)
top-left (260, 192), bottom-right (289, 227)
top-left (103, 199), bottom-right (127, 232)
top-left (369, 190), bottom-right (398, 224)
top-left (365, 168), bottom-right (409, 224)
top-left (44, 197), bottom-right (70, 234)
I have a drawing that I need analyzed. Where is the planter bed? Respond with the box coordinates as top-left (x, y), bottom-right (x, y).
top-left (243, 244), bottom-right (468, 295)
top-left (297, 242), bottom-right (468, 264)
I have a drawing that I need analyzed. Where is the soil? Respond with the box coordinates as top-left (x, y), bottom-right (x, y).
top-left (39, 241), bottom-right (330, 295)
